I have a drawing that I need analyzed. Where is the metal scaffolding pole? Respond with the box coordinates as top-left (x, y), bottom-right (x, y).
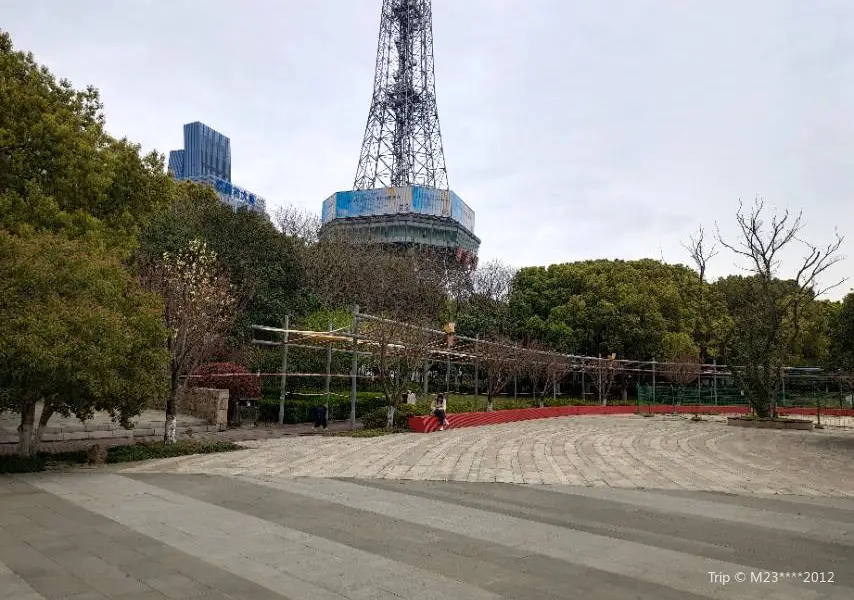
top-left (278, 314), bottom-right (290, 425)
top-left (712, 359), bottom-right (717, 405)
top-left (423, 358), bottom-right (430, 396)
top-left (474, 334), bottom-right (480, 407)
top-left (324, 322), bottom-right (332, 415)
top-left (349, 305), bottom-right (360, 430)
top-left (652, 358), bottom-right (655, 404)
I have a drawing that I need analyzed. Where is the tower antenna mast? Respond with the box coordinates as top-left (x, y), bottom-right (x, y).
top-left (353, 0), bottom-right (448, 190)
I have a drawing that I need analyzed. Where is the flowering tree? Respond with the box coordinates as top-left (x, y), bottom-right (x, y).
top-left (142, 239), bottom-right (238, 442)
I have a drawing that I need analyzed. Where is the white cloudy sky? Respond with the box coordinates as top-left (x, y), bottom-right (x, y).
top-left (4, 0), bottom-right (853, 295)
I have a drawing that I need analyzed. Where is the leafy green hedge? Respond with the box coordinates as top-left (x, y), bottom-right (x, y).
top-left (106, 440), bottom-right (240, 463)
top-left (0, 440), bottom-right (242, 474)
top-left (256, 393), bottom-right (389, 423)
top-left (0, 455), bottom-right (46, 474)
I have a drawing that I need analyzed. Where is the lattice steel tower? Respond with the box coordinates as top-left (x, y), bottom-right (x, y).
top-left (353, 0), bottom-right (448, 190)
top-left (320, 0), bottom-right (479, 261)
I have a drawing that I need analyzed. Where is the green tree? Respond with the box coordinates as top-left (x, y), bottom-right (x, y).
top-left (0, 31), bottom-right (172, 246)
top-left (830, 292), bottom-right (854, 371)
top-left (509, 259), bottom-right (700, 358)
top-left (0, 232), bottom-right (168, 456)
top-left (0, 31), bottom-right (174, 454)
top-left (136, 182), bottom-right (305, 344)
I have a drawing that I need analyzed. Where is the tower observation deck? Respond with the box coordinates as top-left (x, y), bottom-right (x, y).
top-left (320, 0), bottom-right (479, 263)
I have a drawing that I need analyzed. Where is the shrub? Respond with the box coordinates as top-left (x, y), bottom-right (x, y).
top-left (361, 407), bottom-right (388, 429)
top-left (189, 362), bottom-right (260, 400)
top-left (0, 455), bottom-right (45, 473)
top-left (361, 403), bottom-right (431, 430)
top-left (106, 440), bottom-right (241, 463)
top-left (393, 403), bottom-right (430, 428)
top-left (0, 440), bottom-right (241, 473)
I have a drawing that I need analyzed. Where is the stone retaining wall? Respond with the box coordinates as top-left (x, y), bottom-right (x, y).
top-left (181, 388), bottom-right (229, 431)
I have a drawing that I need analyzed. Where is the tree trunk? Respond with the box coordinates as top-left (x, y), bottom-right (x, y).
top-left (31, 405), bottom-right (55, 452)
top-left (622, 387), bottom-right (628, 403)
top-left (17, 400), bottom-right (37, 457)
top-left (164, 367), bottom-right (179, 443)
top-left (386, 404), bottom-right (396, 429)
top-left (486, 394), bottom-right (493, 412)
top-left (752, 398), bottom-right (771, 418)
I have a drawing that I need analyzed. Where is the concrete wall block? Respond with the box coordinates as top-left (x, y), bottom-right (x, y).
top-left (84, 424), bottom-right (116, 432)
top-left (181, 387), bottom-right (230, 426)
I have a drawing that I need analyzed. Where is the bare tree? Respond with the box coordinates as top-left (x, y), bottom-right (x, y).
top-left (590, 356), bottom-right (620, 405)
top-left (362, 317), bottom-right (438, 428)
top-left (472, 259), bottom-right (517, 303)
top-left (660, 332), bottom-right (701, 414)
top-left (275, 203), bottom-right (321, 243)
top-left (304, 233), bottom-right (447, 321)
top-left (141, 239), bottom-right (241, 442)
top-left (437, 251), bottom-right (476, 322)
top-left (521, 343), bottom-right (568, 408)
top-left (715, 198), bottom-right (844, 417)
top-left (480, 337), bottom-right (519, 412)
top-left (683, 226), bottom-right (719, 361)
top-left (662, 358), bottom-right (700, 414)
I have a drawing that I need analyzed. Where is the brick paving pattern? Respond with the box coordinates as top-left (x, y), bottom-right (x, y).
top-left (1, 471), bottom-right (852, 599)
top-left (128, 415), bottom-right (854, 497)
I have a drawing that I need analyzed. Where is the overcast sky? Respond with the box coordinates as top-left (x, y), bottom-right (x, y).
top-left (4, 0), bottom-right (853, 295)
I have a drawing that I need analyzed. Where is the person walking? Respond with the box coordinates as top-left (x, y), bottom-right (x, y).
top-left (312, 405), bottom-right (328, 431)
top-left (432, 392), bottom-right (449, 431)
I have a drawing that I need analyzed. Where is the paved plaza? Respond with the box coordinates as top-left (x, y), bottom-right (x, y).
top-left (131, 415), bottom-right (854, 496)
top-left (2, 415), bottom-right (854, 599)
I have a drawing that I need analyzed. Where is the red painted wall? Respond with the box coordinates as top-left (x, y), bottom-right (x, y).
top-left (408, 405), bottom-right (854, 433)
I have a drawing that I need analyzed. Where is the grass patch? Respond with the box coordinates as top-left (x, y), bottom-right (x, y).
top-left (327, 428), bottom-right (405, 438)
top-left (0, 440), bottom-right (243, 474)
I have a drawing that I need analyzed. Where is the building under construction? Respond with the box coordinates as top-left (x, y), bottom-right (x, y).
top-left (319, 0), bottom-right (480, 265)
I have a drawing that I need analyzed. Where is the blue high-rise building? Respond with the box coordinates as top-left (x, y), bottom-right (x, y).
top-left (168, 121), bottom-right (266, 215)
top-left (168, 122), bottom-right (231, 181)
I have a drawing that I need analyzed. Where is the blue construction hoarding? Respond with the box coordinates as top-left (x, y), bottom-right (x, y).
top-left (322, 186), bottom-right (475, 233)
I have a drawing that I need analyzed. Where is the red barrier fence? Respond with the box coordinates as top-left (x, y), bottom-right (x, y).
top-left (408, 405), bottom-right (854, 433)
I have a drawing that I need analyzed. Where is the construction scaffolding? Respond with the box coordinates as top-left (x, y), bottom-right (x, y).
top-left (248, 307), bottom-right (854, 429)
